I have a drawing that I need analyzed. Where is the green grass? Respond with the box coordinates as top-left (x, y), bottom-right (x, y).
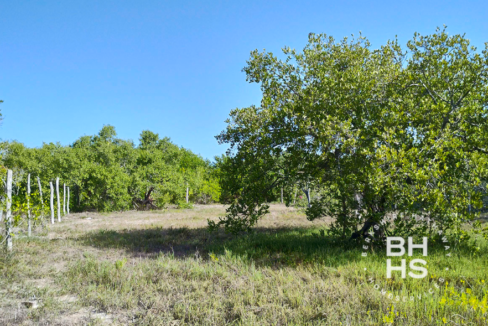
top-left (1, 206), bottom-right (487, 325)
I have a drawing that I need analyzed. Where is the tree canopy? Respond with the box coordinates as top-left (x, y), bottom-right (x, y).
top-left (213, 28), bottom-right (488, 240)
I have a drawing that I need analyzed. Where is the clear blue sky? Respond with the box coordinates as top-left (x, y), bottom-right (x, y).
top-left (1, 1), bottom-right (486, 160)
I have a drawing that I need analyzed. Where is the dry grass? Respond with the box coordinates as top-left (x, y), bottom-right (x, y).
top-left (0, 205), bottom-right (487, 325)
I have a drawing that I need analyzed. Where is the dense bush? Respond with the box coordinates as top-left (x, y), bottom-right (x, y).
top-left (0, 126), bottom-right (221, 212)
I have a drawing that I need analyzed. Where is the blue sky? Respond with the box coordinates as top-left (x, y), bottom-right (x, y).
top-left (1, 1), bottom-right (486, 160)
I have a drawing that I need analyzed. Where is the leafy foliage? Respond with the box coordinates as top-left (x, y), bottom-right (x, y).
top-left (1, 126), bottom-right (221, 212)
top-left (215, 28), bottom-right (488, 238)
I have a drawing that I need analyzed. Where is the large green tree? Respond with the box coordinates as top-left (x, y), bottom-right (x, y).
top-left (213, 28), bottom-right (488, 239)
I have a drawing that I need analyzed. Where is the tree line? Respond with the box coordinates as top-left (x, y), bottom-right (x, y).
top-left (1, 125), bottom-right (221, 212)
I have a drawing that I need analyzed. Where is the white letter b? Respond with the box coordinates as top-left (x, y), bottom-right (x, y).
top-left (387, 237), bottom-right (405, 256)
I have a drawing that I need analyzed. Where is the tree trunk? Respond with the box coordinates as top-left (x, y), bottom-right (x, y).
top-left (50, 182), bottom-right (55, 224)
top-left (6, 169), bottom-right (12, 251)
top-left (302, 187), bottom-right (311, 208)
top-left (186, 184), bottom-right (189, 204)
top-left (27, 174), bottom-right (31, 236)
top-left (134, 187), bottom-right (157, 210)
top-left (350, 219), bottom-right (385, 241)
top-left (350, 195), bottom-right (387, 241)
top-left (281, 187), bottom-right (283, 204)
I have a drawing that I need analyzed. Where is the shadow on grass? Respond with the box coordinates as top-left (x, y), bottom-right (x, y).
top-left (76, 226), bottom-right (370, 267)
top-left (76, 225), bottom-right (487, 268)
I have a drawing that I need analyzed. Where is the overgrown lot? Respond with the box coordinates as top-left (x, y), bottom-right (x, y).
top-left (1, 205), bottom-right (487, 325)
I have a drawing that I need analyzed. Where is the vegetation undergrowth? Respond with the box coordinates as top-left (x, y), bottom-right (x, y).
top-left (1, 207), bottom-right (487, 325)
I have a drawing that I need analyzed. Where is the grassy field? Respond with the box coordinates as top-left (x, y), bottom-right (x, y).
top-left (1, 205), bottom-right (487, 325)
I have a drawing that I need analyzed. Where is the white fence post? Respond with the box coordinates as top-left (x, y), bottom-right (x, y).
top-left (37, 176), bottom-right (44, 210)
top-left (27, 173), bottom-right (31, 236)
top-left (67, 187), bottom-right (70, 214)
top-left (56, 177), bottom-right (61, 222)
top-left (63, 183), bottom-right (66, 215)
top-left (50, 181), bottom-right (54, 224)
top-left (6, 169), bottom-right (12, 251)
top-left (186, 186), bottom-right (189, 204)
top-left (0, 193), bottom-right (3, 223)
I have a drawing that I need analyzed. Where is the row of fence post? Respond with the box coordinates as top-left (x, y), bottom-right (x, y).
top-left (3, 170), bottom-right (69, 252)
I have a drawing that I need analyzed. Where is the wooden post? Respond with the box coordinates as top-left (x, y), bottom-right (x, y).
top-left (63, 183), bottom-right (66, 215)
top-left (307, 186), bottom-right (311, 208)
top-left (5, 169), bottom-right (12, 251)
top-left (281, 187), bottom-right (283, 204)
top-left (50, 181), bottom-right (54, 224)
top-left (37, 176), bottom-right (44, 210)
top-left (302, 186), bottom-right (311, 208)
top-left (27, 174), bottom-right (31, 236)
top-left (56, 177), bottom-right (61, 222)
top-left (67, 187), bottom-right (70, 214)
